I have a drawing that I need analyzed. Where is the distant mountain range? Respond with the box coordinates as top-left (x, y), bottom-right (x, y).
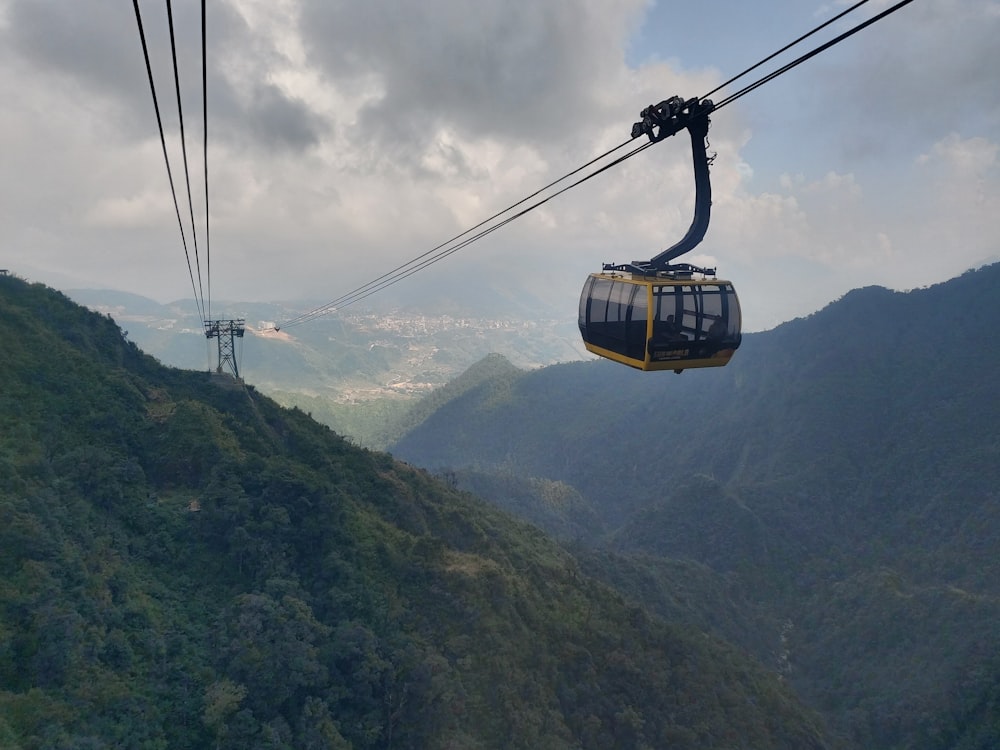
top-left (66, 288), bottom-right (586, 401)
top-left (387, 263), bottom-right (1000, 750)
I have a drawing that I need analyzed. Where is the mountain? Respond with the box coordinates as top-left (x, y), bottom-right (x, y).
top-left (66, 287), bottom-right (587, 448)
top-left (0, 274), bottom-right (830, 748)
top-left (66, 288), bottom-right (585, 398)
top-left (387, 263), bottom-right (1000, 749)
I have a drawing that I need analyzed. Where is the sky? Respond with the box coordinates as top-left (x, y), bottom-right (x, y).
top-left (1, 0), bottom-right (998, 331)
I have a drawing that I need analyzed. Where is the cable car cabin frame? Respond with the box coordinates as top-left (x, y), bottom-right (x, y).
top-left (579, 95), bottom-right (742, 373)
top-left (579, 272), bottom-right (741, 372)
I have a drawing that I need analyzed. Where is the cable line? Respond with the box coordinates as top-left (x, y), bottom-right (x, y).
top-left (278, 0), bottom-right (914, 330)
top-left (201, 0), bottom-right (211, 322)
top-left (281, 139), bottom-right (655, 328)
top-left (701, 0), bottom-right (870, 102)
top-left (166, 0), bottom-right (206, 321)
top-left (131, 0), bottom-right (205, 323)
top-left (277, 135), bottom-right (640, 329)
top-left (711, 0), bottom-right (915, 112)
top-left (335, 141), bottom-right (656, 311)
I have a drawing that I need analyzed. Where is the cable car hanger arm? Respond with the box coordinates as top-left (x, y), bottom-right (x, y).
top-left (605, 96), bottom-right (715, 277)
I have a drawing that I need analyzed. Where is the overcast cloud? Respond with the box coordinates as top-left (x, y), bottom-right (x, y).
top-left (1, 0), bottom-right (997, 331)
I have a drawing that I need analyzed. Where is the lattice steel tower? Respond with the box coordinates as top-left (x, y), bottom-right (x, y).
top-left (204, 319), bottom-right (246, 378)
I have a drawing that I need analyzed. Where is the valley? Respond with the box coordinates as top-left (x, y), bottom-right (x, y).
top-left (71, 289), bottom-right (586, 403)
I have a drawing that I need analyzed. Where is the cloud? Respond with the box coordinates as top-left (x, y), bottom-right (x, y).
top-left (4, 0), bottom-right (147, 109)
top-left (715, 128), bottom-right (1000, 329)
top-left (0, 0), bottom-right (996, 336)
top-left (770, 0), bottom-right (1000, 166)
top-left (296, 0), bottom-right (648, 156)
top-left (2, 0), bottom-right (324, 151)
top-left (902, 132), bottom-right (1000, 275)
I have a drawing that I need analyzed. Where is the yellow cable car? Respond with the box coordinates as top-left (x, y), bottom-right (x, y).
top-left (579, 272), bottom-right (741, 372)
top-left (580, 95), bottom-right (742, 373)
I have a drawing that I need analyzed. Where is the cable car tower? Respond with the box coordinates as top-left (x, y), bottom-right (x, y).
top-left (204, 319), bottom-right (246, 379)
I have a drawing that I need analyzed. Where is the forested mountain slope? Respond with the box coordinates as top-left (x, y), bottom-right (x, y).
top-left (391, 264), bottom-right (1000, 566)
top-left (389, 263), bottom-right (1000, 749)
top-left (0, 275), bottom-right (830, 749)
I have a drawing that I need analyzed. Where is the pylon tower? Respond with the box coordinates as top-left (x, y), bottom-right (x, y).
top-left (204, 319), bottom-right (246, 378)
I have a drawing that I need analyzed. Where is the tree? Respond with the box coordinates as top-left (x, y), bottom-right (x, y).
top-left (203, 679), bottom-right (247, 750)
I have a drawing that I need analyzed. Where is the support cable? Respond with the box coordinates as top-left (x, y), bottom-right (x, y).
top-left (166, 0), bottom-right (206, 322)
top-left (702, 0), bottom-right (870, 101)
top-left (711, 0), bottom-right (915, 113)
top-left (279, 140), bottom-right (654, 328)
top-left (277, 136), bottom-right (640, 329)
top-left (132, 0), bottom-right (205, 323)
top-left (201, 0), bottom-right (211, 322)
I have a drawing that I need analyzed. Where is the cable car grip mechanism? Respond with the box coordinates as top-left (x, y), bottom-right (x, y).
top-left (606, 95), bottom-right (716, 278)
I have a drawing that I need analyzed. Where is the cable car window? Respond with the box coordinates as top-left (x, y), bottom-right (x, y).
top-left (680, 285), bottom-right (700, 338)
top-left (599, 281), bottom-right (633, 350)
top-left (607, 281), bottom-right (632, 324)
top-left (725, 286), bottom-right (742, 338)
top-left (626, 285), bottom-right (647, 359)
top-left (587, 277), bottom-right (612, 324)
top-left (578, 277), bottom-right (594, 328)
top-left (630, 287), bottom-right (648, 321)
top-left (580, 277), bottom-right (628, 353)
top-left (655, 286), bottom-right (680, 322)
top-left (699, 286), bottom-right (723, 339)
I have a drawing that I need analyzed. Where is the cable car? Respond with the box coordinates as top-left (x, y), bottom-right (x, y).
top-left (579, 96), bottom-right (742, 373)
top-left (579, 271), bottom-right (741, 373)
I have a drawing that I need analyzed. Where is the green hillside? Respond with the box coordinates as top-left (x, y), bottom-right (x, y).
top-left (388, 264), bottom-right (1000, 749)
top-left (0, 275), bottom-right (830, 749)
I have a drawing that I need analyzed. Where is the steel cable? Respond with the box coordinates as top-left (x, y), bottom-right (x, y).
top-left (202, 0), bottom-right (211, 322)
top-left (277, 136), bottom-right (643, 328)
top-left (281, 140), bottom-right (655, 328)
top-left (165, 0), bottom-right (206, 320)
top-left (131, 0), bottom-right (205, 323)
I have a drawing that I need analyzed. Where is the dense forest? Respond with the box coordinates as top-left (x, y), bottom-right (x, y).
top-left (389, 264), bottom-right (1000, 750)
top-left (0, 274), bottom-right (831, 748)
